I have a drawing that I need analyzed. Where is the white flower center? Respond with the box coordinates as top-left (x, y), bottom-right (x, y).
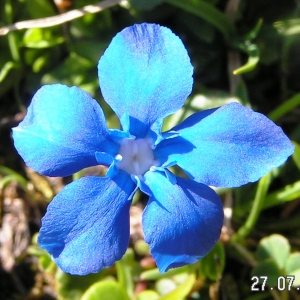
top-left (117, 138), bottom-right (156, 176)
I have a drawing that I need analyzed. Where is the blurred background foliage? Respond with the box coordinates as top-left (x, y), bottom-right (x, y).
top-left (1, 0), bottom-right (300, 299)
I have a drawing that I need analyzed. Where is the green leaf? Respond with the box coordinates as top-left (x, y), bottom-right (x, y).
top-left (285, 253), bottom-right (300, 286)
top-left (155, 278), bottom-right (177, 296)
top-left (32, 54), bottom-right (51, 73)
top-left (160, 273), bottom-right (196, 300)
top-left (164, 0), bottom-right (235, 41)
top-left (140, 265), bottom-right (191, 281)
top-left (27, 235), bottom-right (56, 273)
top-left (257, 234), bottom-right (290, 270)
top-left (198, 241), bottom-right (225, 281)
top-left (233, 44), bottom-right (259, 75)
top-left (252, 259), bottom-right (281, 286)
top-left (23, 28), bottom-right (65, 49)
top-left (134, 240), bottom-right (150, 256)
top-left (268, 93), bottom-right (300, 121)
top-left (136, 290), bottom-right (160, 300)
top-left (263, 180), bottom-right (300, 209)
top-left (0, 61), bottom-right (18, 82)
top-left (292, 142), bottom-right (300, 170)
top-left (56, 269), bottom-right (107, 300)
top-left (39, 254), bottom-right (56, 273)
top-left (81, 281), bottom-right (130, 300)
top-left (274, 18), bottom-right (300, 36)
top-left (115, 249), bottom-right (136, 299)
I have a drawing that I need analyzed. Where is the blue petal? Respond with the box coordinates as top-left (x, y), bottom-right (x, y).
top-left (142, 171), bottom-right (223, 273)
top-left (98, 23), bottom-right (193, 138)
top-left (38, 172), bottom-right (136, 275)
top-left (13, 84), bottom-right (118, 177)
top-left (155, 102), bottom-right (294, 187)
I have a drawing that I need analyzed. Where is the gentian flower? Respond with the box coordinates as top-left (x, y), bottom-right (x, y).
top-left (13, 23), bottom-right (294, 276)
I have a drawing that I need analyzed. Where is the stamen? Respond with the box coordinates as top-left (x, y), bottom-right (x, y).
top-left (117, 138), bottom-right (157, 176)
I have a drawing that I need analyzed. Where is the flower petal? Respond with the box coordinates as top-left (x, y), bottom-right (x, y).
top-left (98, 23), bottom-right (193, 138)
top-left (156, 102), bottom-right (294, 187)
top-left (142, 171), bottom-right (223, 272)
top-left (13, 84), bottom-right (118, 177)
top-left (38, 172), bottom-right (136, 275)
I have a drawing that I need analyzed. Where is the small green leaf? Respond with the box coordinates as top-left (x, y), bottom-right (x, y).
top-left (155, 278), bottom-right (177, 296)
top-left (257, 234), bottom-right (290, 270)
top-left (81, 281), bottom-right (130, 300)
top-left (0, 61), bottom-right (18, 82)
top-left (140, 265), bottom-right (191, 281)
top-left (292, 142), bottom-right (300, 170)
top-left (32, 55), bottom-right (50, 73)
top-left (198, 241), bottom-right (225, 281)
top-left (263, 180), bottom-right (300, 209)
top-left (285, 252), bottom-right (300, 286)
top-left (39, 254), bottom-right (56, 273)
top-left (274, 18), bottom-right (300, 36)
top-left (160, 273), bottom-right (196, 300)
top-left (134, 240), bottom-right (150, 256)
top-left (23, 28), bottom-right (65, 49)
top-left (233, 44), bottom-right (259, 75)
top-left (115, 248), bottom-right (136, 299)
top-left (252, 259), bottom-right (281, 286)
top-left (56, 269), bottom-right (107, 300)
top-left (27, 244), bottom-right (46, 257)
top-left (136, 290), bottom-right (160, 300)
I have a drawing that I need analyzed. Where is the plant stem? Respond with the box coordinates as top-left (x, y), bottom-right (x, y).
top-left (233, 173), bottom-right (271, 240)
top-left (268, 93), bottom-right (300, 121)
top-left (5, 0), bottom-right (20, 62)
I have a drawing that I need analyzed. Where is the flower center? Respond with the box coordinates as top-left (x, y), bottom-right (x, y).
top-left (117, 138), bottom-right (156, 176)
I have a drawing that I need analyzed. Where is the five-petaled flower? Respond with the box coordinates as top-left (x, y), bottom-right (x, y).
top-left (13, 23), bottom-right (294, 276)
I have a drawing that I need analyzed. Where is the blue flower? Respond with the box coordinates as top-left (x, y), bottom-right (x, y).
top-left (13, 23), bottom-right (294, 276)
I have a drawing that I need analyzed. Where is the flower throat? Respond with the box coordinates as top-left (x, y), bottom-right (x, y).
top-left (117, 138), bottom-right (157, 176)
